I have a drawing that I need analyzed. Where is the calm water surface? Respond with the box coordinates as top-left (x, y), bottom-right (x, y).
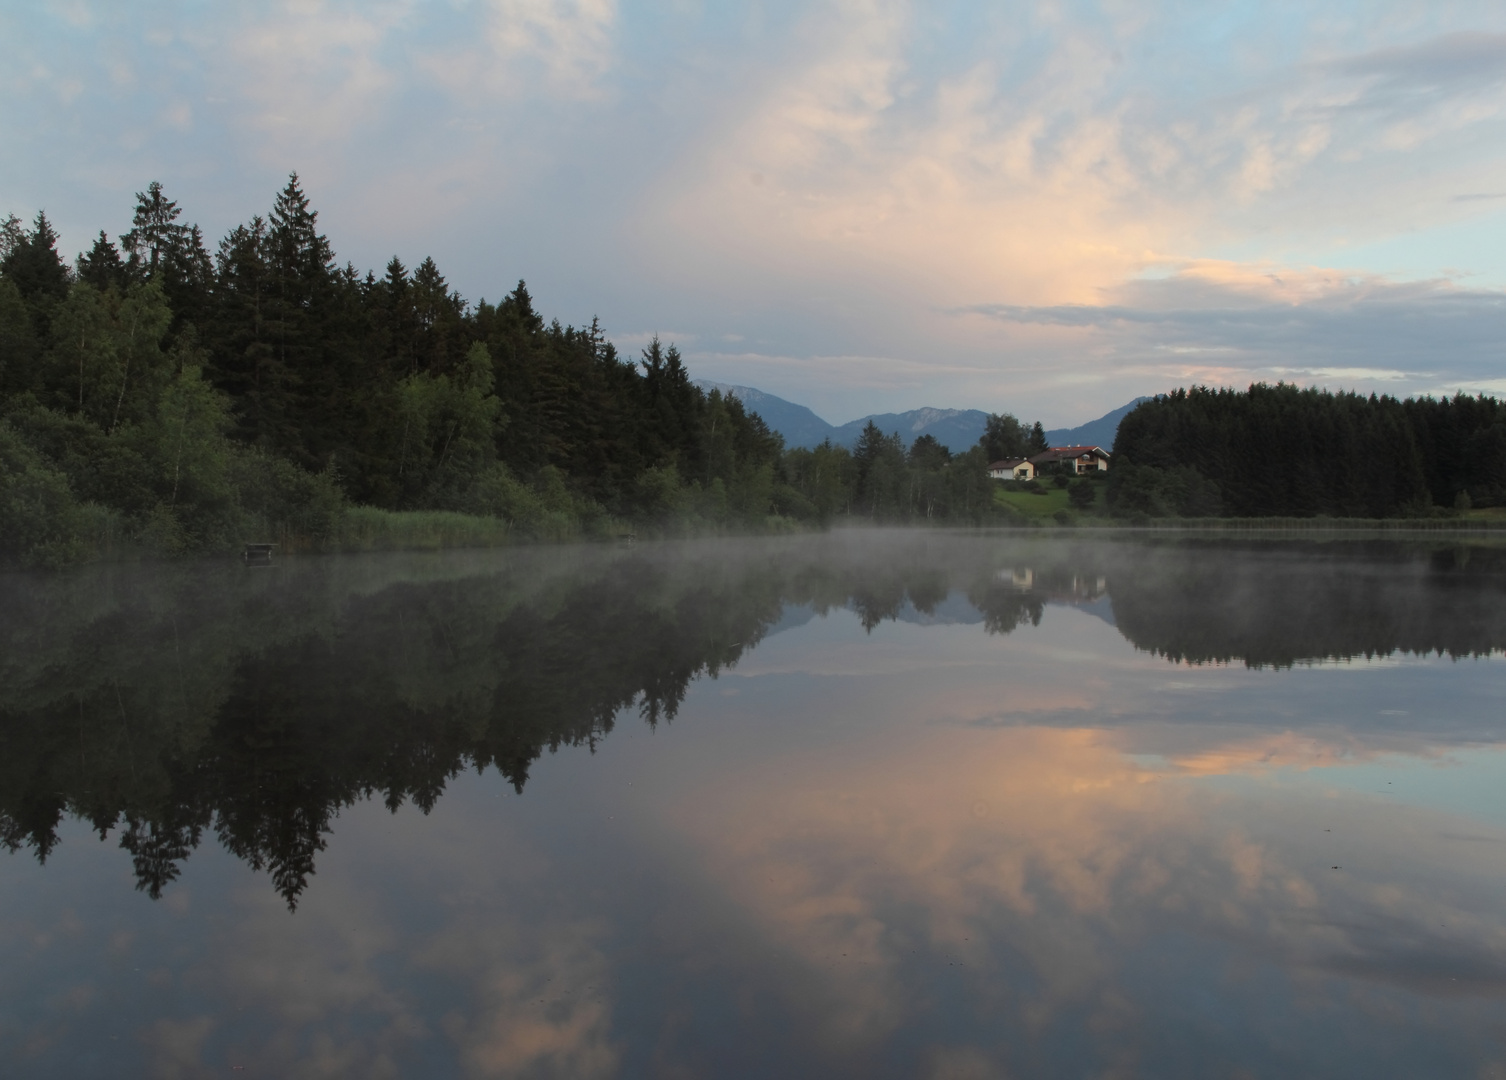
top-left (3, 531), bottom-right (1506, 1078)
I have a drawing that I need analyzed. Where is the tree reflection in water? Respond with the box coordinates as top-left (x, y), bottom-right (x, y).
top-left (2, 533), bottom-right (1504, 907)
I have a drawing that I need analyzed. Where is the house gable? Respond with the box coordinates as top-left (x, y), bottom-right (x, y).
top-left (1029, 446), bottom-right (1110, 473)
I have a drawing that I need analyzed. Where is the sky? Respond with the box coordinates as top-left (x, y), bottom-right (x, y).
top-left (4, 1), bottom-right (1506, 427)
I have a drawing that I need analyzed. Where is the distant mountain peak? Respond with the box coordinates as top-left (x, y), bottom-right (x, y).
top-left (694, 380), bottom-right (835, 449)
top-left (1042, 398), bottom-right (1149, 451)
top-left (694, 379), bottom-right (1145, 453)
top-left (904, 407), bottom-right (966, 430)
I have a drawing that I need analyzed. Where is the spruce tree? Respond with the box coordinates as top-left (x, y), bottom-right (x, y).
top-left (261, 173), bottom-right (335, 464)
top-left (0, 211), bottom-right (72, 341)
top-left (122, 182), bottom-right (187, 279)
top-left (76, 232), bottom-right (127, 292)
top-left (411, 256), bottom-right (466, 375)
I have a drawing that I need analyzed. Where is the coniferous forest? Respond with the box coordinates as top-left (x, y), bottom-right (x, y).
top-left (0, 176), bottom-right (1005, 566)
top-left (8, 178), bottom-right (1503, 567)
top-left (1111, 384), bottom-right (1506, 519)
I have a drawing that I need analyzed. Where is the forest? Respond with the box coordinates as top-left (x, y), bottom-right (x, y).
top-left (1111, 383), bottom-right (1506, 518)
top-left (0, 176), bottom-right (1028, 567)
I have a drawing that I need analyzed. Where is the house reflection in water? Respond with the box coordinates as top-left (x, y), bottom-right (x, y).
top-left (1001, 565), bottom-right (1108, 601)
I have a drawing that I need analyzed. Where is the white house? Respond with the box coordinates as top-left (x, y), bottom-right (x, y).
top-left (989, 458), bottom-right (1035, 481)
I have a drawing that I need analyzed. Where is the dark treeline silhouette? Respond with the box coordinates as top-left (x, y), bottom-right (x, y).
top-left (0, 535), bottom-right (1040, 906)
top-left (0, 178), bottom-right (1021, 566)
top-left (5, 533), bottom-right (1506, 906)
top-left (1112, 384), bottom-right (1506, 518)
top-left (1106, 539), bottom-right (1506, 668)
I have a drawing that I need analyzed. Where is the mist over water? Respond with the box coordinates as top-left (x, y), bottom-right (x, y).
top-left (3, 531), bottom-right (1506, 1077)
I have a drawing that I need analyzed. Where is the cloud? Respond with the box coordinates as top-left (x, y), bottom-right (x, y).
top-left (482, 0), bottom-right (616, 95)
top-left (959, 263), bottom-right (1506, 395)
top-left (611, 329), bottom-right (698, 349)
top-left (8, 1), bottom-right (1506, 419)
top-left (141, 1016), bottom-right (216, 1080)
top-left (224, 2), bottom-right (410, 152)
top-left (1334, 31), bottom-right (1506, 95)
top-left (668, 716), bottom-right (1506, 1055)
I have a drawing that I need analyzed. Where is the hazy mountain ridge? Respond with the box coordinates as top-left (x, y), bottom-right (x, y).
top-left (829, 408), bottom-right (992, 453)
top-left (694, 381), bottom-right (835, 448)
top-left (697, 380), bottom-right (1143, 453)
top-left (1042, 398), bottom-right (1150, 450)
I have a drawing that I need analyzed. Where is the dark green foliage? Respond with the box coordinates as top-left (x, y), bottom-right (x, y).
top-left (0, 277), bottom-right (39, 398)
top-left (853, 420), bottom-right (906, 517)
top-left (75, 232), bottom-right (128, 293)
top-left (1, 211), bottom-right (71, 342)
top-left (1112, 384), bottom-right (1503, 517)
top-left (980, 412), bottom-right (1035, 461)
top-left (793, 423), bottom-right (997, 524)
top-left (1108, 463), bottom-right (1222, 517)
top-left (1068, 478), bottom-right (1095, 510)
top-left (0, 176), bottom-right (1012, 565)
top-left (0, 420), bottom-right (101, 568)
top-left (780, 440), bottom-right (852, 522)
top-left (14, 175), bottom-right (1503, 563)
top-left (908, 433), bottom-right (950, 470)
top-left (1403, 393), bottom-right (1506, 509)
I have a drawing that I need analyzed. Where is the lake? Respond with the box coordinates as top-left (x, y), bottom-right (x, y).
top-left (3, 530), bottom-right (1506, 1078)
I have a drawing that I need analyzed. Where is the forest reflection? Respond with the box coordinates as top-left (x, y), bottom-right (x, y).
top-left (3, 532), bottom-right (1505, 907)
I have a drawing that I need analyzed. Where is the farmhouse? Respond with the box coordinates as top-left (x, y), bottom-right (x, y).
top-left (1030, 446), bottom-right (1110, 475)
top-left (989, 458), bottom-right (1035, 481)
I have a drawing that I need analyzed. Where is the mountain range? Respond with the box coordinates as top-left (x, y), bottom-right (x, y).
top-left (696, 381), bottom-right (1148, 454)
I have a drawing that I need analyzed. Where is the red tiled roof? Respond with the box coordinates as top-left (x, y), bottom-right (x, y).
top-left (1030, 445), bottom-right (1109, 462)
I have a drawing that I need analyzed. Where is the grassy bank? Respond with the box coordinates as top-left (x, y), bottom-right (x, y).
top-left (990, 476), bottom-right (1506, 532)
top-left (993, 483), bottom-right (1092, 520)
